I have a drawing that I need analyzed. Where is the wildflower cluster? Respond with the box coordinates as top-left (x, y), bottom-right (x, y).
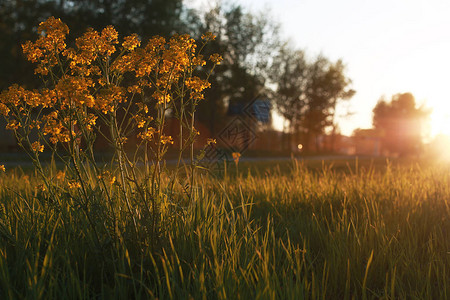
top-left (0, 17), bottom-right (221, 244)
top-left (0, 17), bottom-right (219, 151)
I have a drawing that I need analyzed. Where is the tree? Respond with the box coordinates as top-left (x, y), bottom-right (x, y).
top-left (303, 57), bottom-right (355, 151)
top-left (191, 4), bottom-right (281, 135)
top-left (0, 0), bottom-right (184, 89)
top-left (269, 45), bottom-right (308, 150)
top-left (372, 93), bottom-right (430, 156)
top-left (271, 48), bottom-right (354, 152)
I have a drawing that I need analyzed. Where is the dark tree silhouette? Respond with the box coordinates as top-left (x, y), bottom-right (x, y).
top-left (0, 0), bottom-right (183, 89)
top-left (269, 45), bottom-right (308, 150)
top-left (271, 48), bottom-right (354, 152)
top-left (303, 57), bottom-right (354, 151)
top-left (192, 4), bottom-right (281, 135)
top-left (372, 93), bottom-right (430, 156)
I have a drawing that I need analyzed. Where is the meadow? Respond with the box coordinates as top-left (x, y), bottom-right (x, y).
top-left (0, 17), bottom-right (448, 299)
top-left (0, 158), bottom-right (448, 299)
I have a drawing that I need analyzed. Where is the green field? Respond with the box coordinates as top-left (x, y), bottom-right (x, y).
top-left (0, 158), bottom-right (449, 299)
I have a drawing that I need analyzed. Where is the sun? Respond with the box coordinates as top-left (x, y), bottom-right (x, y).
top-left (426, 100), bottom-right (450, 161)
top-left (429, 101), bottom-right (450, 137)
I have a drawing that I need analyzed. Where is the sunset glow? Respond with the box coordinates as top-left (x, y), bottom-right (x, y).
top-left (425, 99), bottom-right (450, 160)
top-left (429, 133), bottom-right (450, 161)
top-left (429, 102), bottom-right (450, 137)
top-left (234, 0), bottom-right (450, 140)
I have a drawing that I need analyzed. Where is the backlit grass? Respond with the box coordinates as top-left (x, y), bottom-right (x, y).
top-left (0, 159), bottom-right (448, 299)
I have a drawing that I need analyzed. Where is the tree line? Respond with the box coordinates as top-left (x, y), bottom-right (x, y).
top-left (1, 0), bottom-right (356, 152)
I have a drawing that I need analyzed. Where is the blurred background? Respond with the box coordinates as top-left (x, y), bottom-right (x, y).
top-left (1, 0), bottom-right (449, 160)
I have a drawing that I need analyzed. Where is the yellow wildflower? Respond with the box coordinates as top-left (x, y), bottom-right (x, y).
top-left (36, 184), bottom-right (46, 192)
top-left (138, 127), bottom-right (156, 141)
top-left (209, 53), bottom-right (223, 65)
top-left (185, 77), bottom-right (211, 92)
top-left (135, 116), bottom-right (146, 128)
top-left (193, 55), bottom-right (206, 66)
top-left (232, 152), bottom-right (241, 165)
top-left (152, 90), bottom-right (171, 104)
top-left (0, 103), bottom-right (10, 116)
top-left (31, 141), bottom-right (44, 153)
top-left (68, 181), bottom-right (81, 189)
top-left (6, 120), bottom-right (21, 130)
top-left (127, 84), bottom-right (142, 94)
top-left (117, 137), bottom-right (127, 145)
top-left (101, 26), bottom-right (118, 43)
top-left (160, 135), bottom-right (174, 145)
top-left (201, 32), bottom-right (216, 41)
top-left (123, 34), bottom-right (140, 51)
top-left (56, 170), bottom-right (65, 180)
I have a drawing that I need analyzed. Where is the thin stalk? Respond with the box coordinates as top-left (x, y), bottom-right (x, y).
top-left (110, 110), bottom-right (138, 240)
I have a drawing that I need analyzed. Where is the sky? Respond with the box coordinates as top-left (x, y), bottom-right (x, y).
top-left (190, 0), bottom-right (450, 139)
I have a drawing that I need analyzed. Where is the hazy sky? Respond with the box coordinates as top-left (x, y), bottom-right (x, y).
top-left (191, 0), bottom-right (450, 138)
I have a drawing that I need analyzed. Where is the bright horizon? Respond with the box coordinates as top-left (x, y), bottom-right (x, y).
top-left (190, 0), bottom-right (450, 139)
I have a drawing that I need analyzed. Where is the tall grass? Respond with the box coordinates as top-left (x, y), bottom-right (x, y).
top-left (0, 159), bottom-right (448, 299)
